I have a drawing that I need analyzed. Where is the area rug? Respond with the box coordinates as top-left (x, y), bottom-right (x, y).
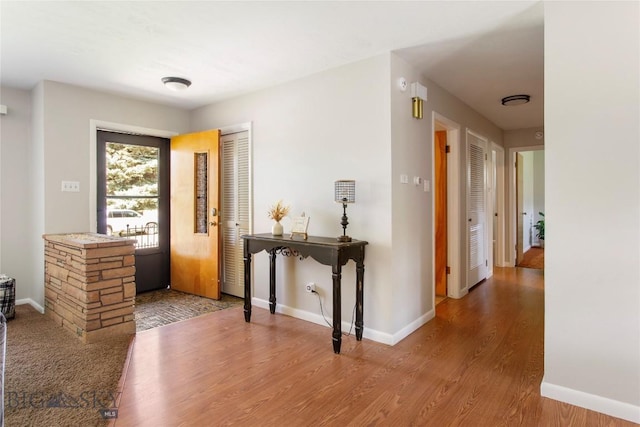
top-left (134, 289), bottom-right (244, 332)
top-left (518, 247), bottom-right (544, 269)
top-left (4, 304), bottom-right (131, 426)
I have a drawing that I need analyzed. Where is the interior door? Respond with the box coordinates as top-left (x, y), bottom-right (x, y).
top-left (516, 153), bottom-right (525, 265)
top-left (434, 130), bottom-right (448, 297)
top-left (221, 131), bottom-right (250, 298)
top-left (467, 131), bottom-right (488, 287)
top-left (170, 129), bottom-right (221, 299)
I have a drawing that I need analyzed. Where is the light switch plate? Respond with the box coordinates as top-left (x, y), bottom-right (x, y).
top-left (400, 174), bottom-right (409, 184)
top-left (61, 181), bottom-right (80, 192)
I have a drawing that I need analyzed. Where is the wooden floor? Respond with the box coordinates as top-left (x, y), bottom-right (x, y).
top-left (517, 247), bottom-right (545, 270)
top-left (113, 267), bottom-right (634, 426)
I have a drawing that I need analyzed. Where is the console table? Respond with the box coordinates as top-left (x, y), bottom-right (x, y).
top-left (242, 233), bottom-right (368, 353)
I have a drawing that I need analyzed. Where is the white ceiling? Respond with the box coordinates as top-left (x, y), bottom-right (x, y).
top-left (0, 1), bottom-right (544, 130)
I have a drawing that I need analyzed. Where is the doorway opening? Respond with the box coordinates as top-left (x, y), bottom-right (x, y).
top-left (508, 147), bottom-right (545, 268)
top-left (432, 113), bottom-right (462, 306)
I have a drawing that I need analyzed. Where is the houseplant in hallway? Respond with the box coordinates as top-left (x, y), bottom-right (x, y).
top-left (534, 212), bottom-right (545, 248)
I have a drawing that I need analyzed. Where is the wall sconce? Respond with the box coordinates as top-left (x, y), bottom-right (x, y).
top-left (334, 180), bottom-right (356, 242)
top-left (411, 82), bottom-right (427, 119)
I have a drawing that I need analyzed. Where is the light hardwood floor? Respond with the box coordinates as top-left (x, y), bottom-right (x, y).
top-left (113, 267), bottom-right (635, 426)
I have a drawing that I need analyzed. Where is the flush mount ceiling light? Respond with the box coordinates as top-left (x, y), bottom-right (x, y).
top-left (161, 77), bottom-right (192, 91)
top-left (501, 94), bottom-right (530, 106)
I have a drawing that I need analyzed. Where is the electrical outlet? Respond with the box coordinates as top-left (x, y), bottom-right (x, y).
top-left (305, 283), bottom-right (316, 293)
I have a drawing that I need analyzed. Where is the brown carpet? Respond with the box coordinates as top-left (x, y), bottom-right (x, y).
top-left (5, 305), bottom-right (131, 426)
top-left (518, 247), bottom-right (544, 269)
top-left (4, 291), bottom-right (244, 425)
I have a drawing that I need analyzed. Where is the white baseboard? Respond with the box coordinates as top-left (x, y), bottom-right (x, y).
top-left (251, 297), bottom-right (395, 345)
top-left (251, 298), bottom-right (435, 347)
top-left (16, 298), bottom-right (44, 314)
top-left (390, 308), bottom-right (435, 345)
top-left (541, 379), bottom-right (640, 423)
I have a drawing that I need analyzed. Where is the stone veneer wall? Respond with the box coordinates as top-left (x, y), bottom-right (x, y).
top-left (43, 233), bottom-right (136, 343)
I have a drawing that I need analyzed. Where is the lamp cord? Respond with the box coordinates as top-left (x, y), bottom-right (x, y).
top-left (312, 290), bottom-right (356, 337)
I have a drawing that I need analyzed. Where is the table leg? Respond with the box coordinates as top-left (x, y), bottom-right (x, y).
top-left (356, 258), bottom-right (365, 341)
top-left (269, 249), bottom-right (277, 314)
top-left (332, 264), bottom-right (342, 354)
top-left (243, 248), bottom-right (252, 322)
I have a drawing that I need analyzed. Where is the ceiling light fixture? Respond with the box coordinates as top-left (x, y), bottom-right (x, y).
top-left (501, 94), bottom-right (530, 106)
top-left (161, 77), bottom-right (192, 91)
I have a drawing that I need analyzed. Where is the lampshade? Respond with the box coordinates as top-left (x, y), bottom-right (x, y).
top-left (162, 76), bottom-right (192, 91)
top-left (335, 180), bottom-right (355, 203)
top-left (501, 94), bottom-right (530, 106)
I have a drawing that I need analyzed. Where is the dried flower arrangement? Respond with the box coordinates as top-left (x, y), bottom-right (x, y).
top-left (267, 200), bottom-right (290, 222)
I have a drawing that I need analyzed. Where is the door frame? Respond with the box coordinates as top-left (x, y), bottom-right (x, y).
top-left (490, 142), bottom-right (507, 267)
top-left (507, 145), bottom-right (544, 266)
top-left (89, 120), bottom-right (178, 233)
top-left (96, 130), bottom-right (171, 292)
top-left (431, 112), bottom-right (464, 300)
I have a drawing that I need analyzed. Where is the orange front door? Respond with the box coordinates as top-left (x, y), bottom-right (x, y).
top-left (170, 129), bottom-right (221, 299)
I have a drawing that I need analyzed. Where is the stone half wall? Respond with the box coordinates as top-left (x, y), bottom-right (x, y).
top-left (43, 233), bottom-right (136, 343)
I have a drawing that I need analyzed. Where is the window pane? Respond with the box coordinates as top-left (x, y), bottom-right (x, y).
top-left (194, 152), bottom-right (208, 234)
top-left (106, 143), bottom-right (159, 197)
top-left (105, 142), bottom-right (160, 249)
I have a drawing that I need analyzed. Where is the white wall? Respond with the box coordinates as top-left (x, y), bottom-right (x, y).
top-left (190, 55), bottom-right (396, 339)
top-left (190, 52), bottom-right (505, 343)
top-left (542, 2), bottom-right (640, 423)
top-left (504, 127), bottom-right (544, 150)
top-left (389, 55), bottom-right (434, 334)
top-left (30, 83), bottom-right (45, 309)
top-left (0, 87), bottom-right (32, 301)
top-left (21, 81), bottom-right (190, 308)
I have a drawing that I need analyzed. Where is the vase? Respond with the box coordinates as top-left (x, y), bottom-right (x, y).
top-left (271, 221), bottom-right (283, 236)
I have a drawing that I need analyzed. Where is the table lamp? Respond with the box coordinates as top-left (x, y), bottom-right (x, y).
top-left (334, 180), bottom-right (355, 242)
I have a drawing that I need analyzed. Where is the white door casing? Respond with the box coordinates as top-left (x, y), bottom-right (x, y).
top-left (491, 142), bottom-right (507, 267)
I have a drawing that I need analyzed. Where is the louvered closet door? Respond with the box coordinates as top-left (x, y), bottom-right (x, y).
top-left (221, 131), bottom-right (251, 298)
top-left (467, 131), bottom-right (488, 288)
